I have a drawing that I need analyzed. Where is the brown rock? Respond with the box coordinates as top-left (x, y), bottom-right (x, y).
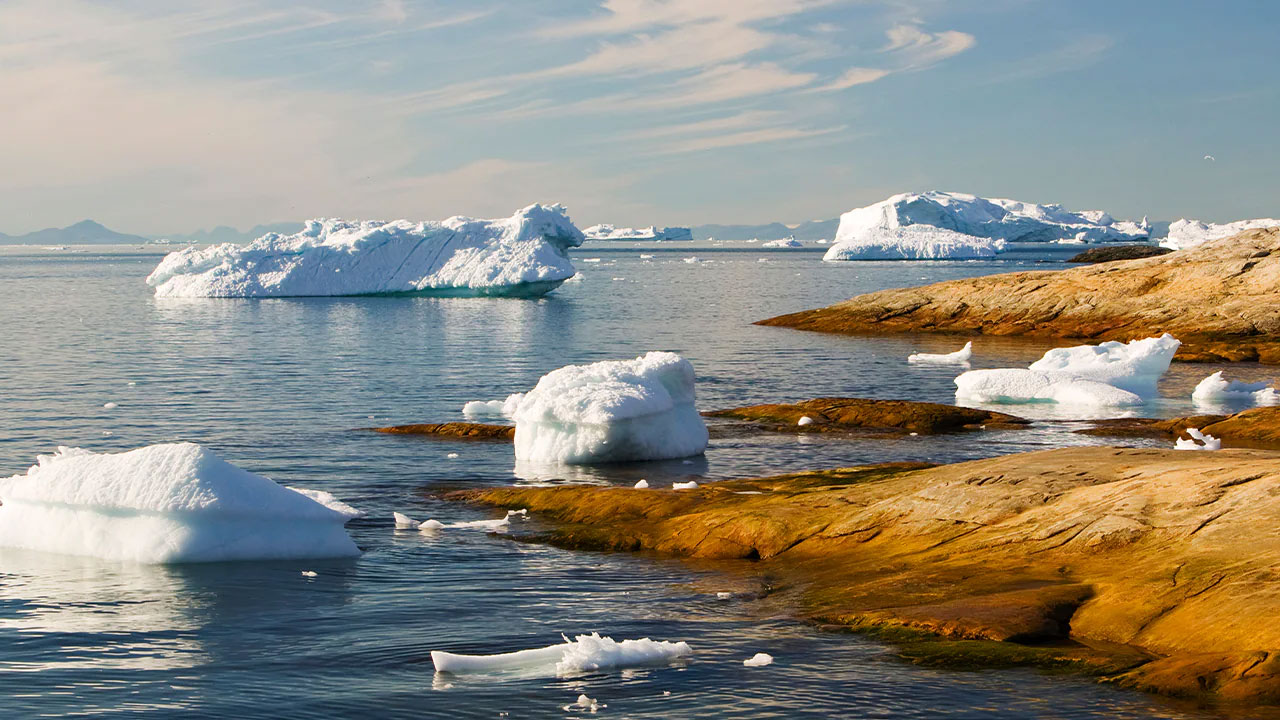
top-left (704, 398), bottom-right (1028, 434)
top-left (454, 447), bottom-right (1280, 703)
top-left (757, 228), bottom-right (1280, 363)
top-left (1081, 406), bottom-right (1280, 449)
top-left (367, 422), bottom-right (514, 440)
top-left (1067, 245), bottom-right (1172, 264)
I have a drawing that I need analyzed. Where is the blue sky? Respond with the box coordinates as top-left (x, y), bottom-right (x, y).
top-left (2, 0), bottom-right (1276, 234)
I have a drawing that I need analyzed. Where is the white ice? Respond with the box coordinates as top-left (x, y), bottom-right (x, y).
top-left (908, 341), bottom-right (973, 365)
top-left (509, 352), bottom-right (709, 465)
top-left (762, 238), bottom-right (803, 248)
top-left (0, 443), bottom-right (360, 563)
top-left (1191, 371), bottom-right (1280, 408)
top-left (955, 335), bottom-right (1179, 407)
top-left (1159, 218), bottom-right (1280, 251)
top-left (824, 225), bottom-right (1006, 261)
top-left (417, 510), bottom-right (526, 532)
top-left (146, 204), bottom-right (584, 298)
top-left (583, 224), bottom-right (692, 241)
top-left (634, 479), bottom-right (650, 489)
top-left (431, 633), bottom-right (692, 675)
top-left (797, 416), bottom-right (814, 426)
top-left (462, 393), bottom-right (525, 419)
top-left (672, 481), bottom-right (698, 490)
top-left (1175, 428), bottom-right (1222, 451)
top-left (393, 512), bottom-right (419, 529)
top-left (743, 653), bottom-right (774, 667)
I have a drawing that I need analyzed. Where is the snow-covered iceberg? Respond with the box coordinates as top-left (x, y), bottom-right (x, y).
top-left (762, 237), bottom-right (804, 248)
top-left (1159, 218), bottom-right (1280, 251)
top-left (583, 224), bottom-right (693, 241)
top-left (955, 335), bottom-right (1179, 407)
top-left (1191, 371), bottom-right (1280, 407)
top-left (0, 443), bottom-right (360, 563)
top-left (146, 204), bottom-right (584, 298)
top-left (824, 191), bottom-right (1149, 262)
top-left (431, 633), bottom-right (692, 675)
top-left (509, 352), bottom-right (709, 464)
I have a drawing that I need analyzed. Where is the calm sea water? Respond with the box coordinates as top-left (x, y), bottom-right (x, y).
top-left (1, 243), bottom-right (1273, 719)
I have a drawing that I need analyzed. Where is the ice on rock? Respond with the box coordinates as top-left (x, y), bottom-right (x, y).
top-left (431, 633), bottom-right (692, 675)
top-left (1175, 428), bottom-right (1222, 451)
top-left (145, 204), bottom-right (584, 298)
top-left (908, 341), bottom-right (974, 365)
top-left (509, 352), bottom-right (709, 465)
top-left (743, 653), bottom-right (774, 667)
top-left (393, 511), bottom-right (419, 529)
top-left (634, 479), bottom-right (650, 489)
top-left (672, 481), bottom-right (699, 490)
top-left (1159, 218), bottom-right (1280, 251)
top-left (797, 416), bottom-right (814, 426)
top-left (0, 443), bottom-right (360, 563)
top-left (955, 335), bottom-right (1179, 407)
top-left (1192, 371), bottom-right (1280, 407)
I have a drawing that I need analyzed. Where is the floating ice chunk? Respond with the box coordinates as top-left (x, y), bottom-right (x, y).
top-left (301, 570), bottom-right (318, 577)
top-left (1160, 218), bottom-right (1280, 251)
top-left (683, 256), bottom-right (700, 264)
top-left (393, 512), bottom-right (419, 529)
top-left (1191, 371), bottom-right (1280, 407)
top-left (103, 402), bottom-right (118, 409)
top-left (955, 370), bottom-right (1144, 406)
top-left (431, 633), bottom-right (692, 675)
top-left (571, 694), bottom-right (605, 711)
top-left (510, 352), bottom-right (709, 464)
top-left (418, 519), bottom-right (446, 531)
top-left (1026, 334), bottom-right (1180, 395)
top-left (286, 487), bottom-right (364, 518)
top-left (1175, 428), bottom-right (1221, 451)
top-left (640, 254), bottom-right (655, 259)
top-left (634, 479), bottom-right (650, 489)
top-left (0, 443), bottom-right (360, 563)
top-left (446, 453), bottom-right (460, 459)
top-left (462, 393), bottom-right (525, 419)
top-left (743, 653), bottom-right (774, 667)
top-left (762, 238), bottom-right (803, 248)
top-left (908, 341), bottom-right (974, 365)
top-left (672, 481), bottom-right (698, 490)
top-left (715, 592), bottom-right (733, 600)
top-left (582, 258), bottom-right (603, 263)
top-left (419, 510), bottom-right (525, 532)
top-left (824, 225), bottom-right (1005, 261)
top-left (145, 204), bottom-right (584, 298)
top-left (797, 416), bottom-right (814, 426)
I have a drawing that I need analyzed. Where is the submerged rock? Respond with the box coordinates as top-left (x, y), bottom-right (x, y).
top-left (758, 227), bottom-right (1280, 363)
top-left (704, 398), bottom-right (1027, 435)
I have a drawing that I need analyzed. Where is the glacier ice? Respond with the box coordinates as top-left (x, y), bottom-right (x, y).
top-left (1191, 371), bottom-right (1280, 407)
top-left (955, 335), bottom-right (1179, 407)
top-left (583, 224), bottom-right (693, 241)
top-left (1159, 218), bottom-right (1280, 251)
top-left (0, 443), bottom-right (360, 563)
top-left (908, 341), bottom-right (974, 365)
top-left (431, 633), bottom-right (692, 675)
top-left (145, 204), bottom-right (584, 298)
top-left (509, 352), bottom-right (709, 465)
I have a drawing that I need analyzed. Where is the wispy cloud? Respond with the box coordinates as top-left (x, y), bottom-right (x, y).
top-left (659, 124), bottom-right (847, 154)
top-left (882, 23), bottom-right (976, 70)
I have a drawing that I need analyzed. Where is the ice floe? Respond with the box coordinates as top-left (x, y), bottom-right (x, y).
top-left (955, 335), bottom-right (1179, 407)
top-left (1191, 371), bottom-right (1279, 408)
top-left (743, 653), bottom-right (774, 667)
top-left (145, 204), bottom-right (583, 298)
top-left (509, 352), bottom-right (709, 465)
top-left (431, 633), bottom-right (692, 675)
top-left (393, 512), bottom-right (419, 529)
top-left (1159, 218), bottom-right (1280, 251)
top-left (908, 341), bottom-right (973, 365)
top-left (0, 443), bottom-right (360, 563)
top-left (1175, 428), bottom-right (1221, 451)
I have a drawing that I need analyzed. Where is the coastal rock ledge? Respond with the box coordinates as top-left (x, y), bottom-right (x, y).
top-left (757, 227), bottom-right (1280, 363)
top-left (455, 446), bottom-right (1280, 704)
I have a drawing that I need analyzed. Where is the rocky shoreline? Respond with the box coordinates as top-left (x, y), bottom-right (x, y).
top-left (451, 447), bottom-right (1280, 705)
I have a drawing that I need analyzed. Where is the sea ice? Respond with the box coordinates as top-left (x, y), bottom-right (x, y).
top-left (1175, 428), bottom-right (1222, 451)
top-left (1191, 371), bottom-right (1280, 407)
top-left (145, 204), bottom-right (584, 298)
top-left (0, 443), bottom-right (360, 563)
top-left (1159, 218), bottom-right (1280, 251)
top-left (509, 352), bottom-right (709, 464)
top-left (908, 341), bottom-right (974, 365)
top-left (431, 633), bottom-right (692, 675)
top-left (743, 653), bottom-right (774, 667)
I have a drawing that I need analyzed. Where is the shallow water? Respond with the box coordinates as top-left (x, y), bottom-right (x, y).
top-left (1, 244), bottom-right (1273, 718)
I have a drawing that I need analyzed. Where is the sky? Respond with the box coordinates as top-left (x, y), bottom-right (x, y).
top-left (1, 0), bottom-right (1277, 235)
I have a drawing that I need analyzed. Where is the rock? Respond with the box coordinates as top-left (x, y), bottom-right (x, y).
top-left (1067, 245), bottom-right (1172, 264)
top-left (1080, 407), bottom-right (1280, 449)
top-left (704, 398), bottom-right (1028, 435)
top-left (453, 447), bottom-right (1280, 703)
top-left (757, 227), bottom-right (1280, 363)
top-left (366, 422), bottom-right (514, 440)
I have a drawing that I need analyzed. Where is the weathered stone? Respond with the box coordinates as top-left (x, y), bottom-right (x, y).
top-left (1067, 245), bottom-right (1172, 264)
top-left (704, 398), bottom-right (1028, 435)
top-left (367, 422), bottom-right (514, 440)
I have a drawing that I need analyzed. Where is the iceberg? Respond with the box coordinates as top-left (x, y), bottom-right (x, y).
top-left (0, 443), bottom-right (360, 563)
top-left (908, 341), bottom-right (974, 365)
top-left (1159, 218), bottom-right (1280, 251)
top-left (762, 237), bottom-right (803, 248)
top-left (825, 226), bottom-right (1006, 261)
top-left (509, 352), bottom-right (709, 464)
top-left (955, 335), bottom-right (1179, 407)
top-left (583, 224), bottom-right (693, 241)
top-left (145, 204), bottom-right (584, 298)
top-left (1191, 371), bottom-right (1280, 407)
top-left (431, 633), bottom-right (692, 675)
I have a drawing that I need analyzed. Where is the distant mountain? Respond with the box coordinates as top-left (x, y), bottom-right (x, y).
top-left (692, 218), bottom-right (839, 241)
top-left (158, 222), bottom-right (302, 244)
top-left (0, 220), bottom-right (149, 245)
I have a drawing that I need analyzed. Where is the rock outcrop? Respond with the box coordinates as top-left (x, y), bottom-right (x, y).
top-left (456, 447), bottom-right (1280, 703)
top-left (367, 422), bottom-right (514, 440)
top-left (704, 398), bottom-right (1027, 435)
top-left (1083, 406), bottom-right (1280, 448)
top-left (1067, 245), bottom-right (1172, 264)
top-left (758, 228), bottom-right (1280, 363)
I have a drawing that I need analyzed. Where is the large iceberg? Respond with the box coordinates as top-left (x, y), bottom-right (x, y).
top-left (146, 204), bottom-right (584, 298)
top-left (0, 443), bottom-right (360, 563)
top-left (1159, 218), bottom-right (1280, 251)
top-left (509, 352), bottom-right (709, 464)
top-left (583, 224), bottom-right (693, 241)
top-left (955, 334), bottom-right (1180, 407)
top-left (824, 191), bottom-right (1149, 262)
